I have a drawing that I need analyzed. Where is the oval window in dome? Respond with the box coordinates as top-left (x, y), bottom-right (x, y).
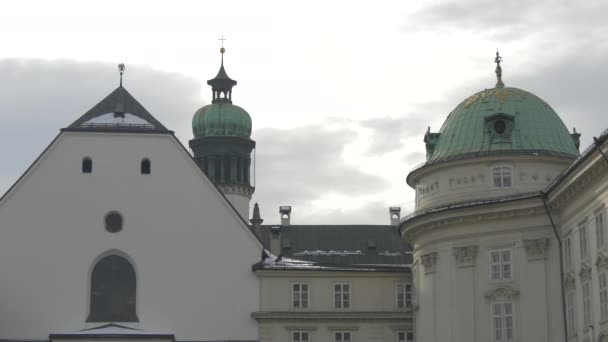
top-left (494, 119), bottom-right (506, 135)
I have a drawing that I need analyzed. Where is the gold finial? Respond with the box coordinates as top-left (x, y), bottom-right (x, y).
top-left (220, 47), bottom-right (225, 54)
top-left (118, 63), bottom-right (125, 87)
top-left (494, 50), bottom-right (504, 88)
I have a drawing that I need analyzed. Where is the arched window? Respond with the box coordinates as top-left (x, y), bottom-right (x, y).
top-left (492, 166), bottom-right (512, 188)
top-left (82, 157), bottom-right (92, 173)
top-left (87, 255), bottom-right (138, 322)
top-left (141, 158), bottom-right (150, 174)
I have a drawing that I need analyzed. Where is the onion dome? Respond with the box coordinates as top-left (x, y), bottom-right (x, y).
top-left (192, 47), bottom-right (252, 139)
top-left (192, 103), bottom-right (252, 138)
top-left (424, 51), bottom-right (579, 163)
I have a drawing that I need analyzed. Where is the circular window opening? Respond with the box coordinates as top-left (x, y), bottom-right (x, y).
top-left (494, 119), bottom-right (506, 135)
top-left (105, 212), bottom-right (123, 233)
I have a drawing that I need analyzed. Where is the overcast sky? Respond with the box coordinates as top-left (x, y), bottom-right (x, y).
top-left (1, 0), bottom-right (607, 224)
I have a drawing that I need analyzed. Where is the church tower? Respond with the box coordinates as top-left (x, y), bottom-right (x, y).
top-left (189, 47), bottom-right (255, 219)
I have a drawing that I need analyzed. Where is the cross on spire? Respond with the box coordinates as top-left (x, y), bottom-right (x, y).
top-left (118, 63), bottom-right (125, 87)
top-left (219, 36), bottom-right (227, 48)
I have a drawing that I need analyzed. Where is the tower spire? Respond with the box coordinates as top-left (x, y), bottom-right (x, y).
top-left (494, 50), bottom-right (504, 88)
top-left (207, 41), bottom-right (237, 104)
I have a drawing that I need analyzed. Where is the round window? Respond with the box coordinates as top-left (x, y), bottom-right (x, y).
top-left (493, 119), bottom-right (506, 135)
top-left (105, 212), bottom-right (123, 233)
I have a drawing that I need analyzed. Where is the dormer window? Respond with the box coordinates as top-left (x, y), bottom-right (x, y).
top-left (485, 113), bottom-right (514, 143)
top-left (82, 157), bottom-right (92, 173)
top-left (492, 166), bottom-right (512, 188)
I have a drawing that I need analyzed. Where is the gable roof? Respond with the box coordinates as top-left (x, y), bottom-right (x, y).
top-left (258, 224), bottom-right (411, 265)
top-left (64, 86), bottom-right (170, 133)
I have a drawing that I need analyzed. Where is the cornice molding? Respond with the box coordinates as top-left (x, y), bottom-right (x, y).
top-left (551, 158), bottom-right (607, 209)
top-left (251, 311), bottom-right (411, 323)
top-left (403, 197), bottom-right (544, 242)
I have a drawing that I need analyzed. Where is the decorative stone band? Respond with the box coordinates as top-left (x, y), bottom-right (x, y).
top-left (485, 285), bottom-right (520, 302)
top-left (420, 252), bottom-right (438, 274)
top-left (216, 183), bottom-right (255, 197)
top-left (453, 245), bottom-right (478, 268)
top-left (579, 262), bottom-right (592, 280)
top-left (523, 238), bottom-right (549, 261)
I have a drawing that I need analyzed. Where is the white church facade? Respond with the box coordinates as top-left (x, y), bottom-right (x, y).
top-left (1, 48), bottom-right (608, 342)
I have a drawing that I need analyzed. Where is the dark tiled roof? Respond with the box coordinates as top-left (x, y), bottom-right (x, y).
top-left (258, 225), bottom-right (411, 265)
top-left (65, 86), bottom-right (170, 133)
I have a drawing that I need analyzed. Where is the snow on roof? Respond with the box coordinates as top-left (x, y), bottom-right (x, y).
top-left (257, 250), bottom-right (410, 272)
top-left (293, 250), bottom-right (364, 257)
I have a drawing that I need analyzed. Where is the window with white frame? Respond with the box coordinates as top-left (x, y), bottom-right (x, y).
top-left (334, 283), bottom-right (351, 309)
top-left (490, 249), bottom-right (512, 281)
top-left (334, 331), bottom-right (351, 342)
top-left (292, 331), bottom-right (309, 342)
top-left (597, 211), bottom-right (606, 250)
top-left (566, 290), bottom-right (576, 335)
top-left (564, 235), bottom-right (573, 271)
top-left (583, 281), bottom-right (592, 326)
top-left (492, 166), bottom-right (512, 188)
top-left (396, 283), bottom-right (412, 309)
top-left (600, 271), bottom-right (608, 320)
top-left (492, 302), bottom-right (514, 341)
top-left (397, 330), bottom-right (414, 342)
top-left (292, 283), bottom-right (309, 309)
top-left (580, 221), bottom-right (589, 259)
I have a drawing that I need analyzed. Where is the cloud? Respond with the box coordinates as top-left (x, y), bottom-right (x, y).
top-left (360, 115), bottom-right (428, 156)
top-left (0, 58), bottom-right (202, 193)
top-left (251, 125), bottom-right (392, 224)
top-left (404, 0), bottom-right (608, 42)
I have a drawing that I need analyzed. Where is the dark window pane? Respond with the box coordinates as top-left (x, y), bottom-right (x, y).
top-left (87, 255), bottom-right (138, 322)
top-left (82, 158), bottom-right (92, 173)
top-left (141, 159), bottom-right (150, 174)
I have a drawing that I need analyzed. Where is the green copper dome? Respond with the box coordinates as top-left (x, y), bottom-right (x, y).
top-left (192, 103), bottom-right (252, 139)
top-left (426, 86), bottom-right (579, 162)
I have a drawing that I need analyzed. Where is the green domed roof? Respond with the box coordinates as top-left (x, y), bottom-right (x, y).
top-left (192, 103), bottom-right (252, 139)
top-left (426, 86), bottom-right (579, 162)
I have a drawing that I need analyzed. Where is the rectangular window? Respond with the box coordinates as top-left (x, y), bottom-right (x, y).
top-left (292, 283), bottom-right (309, 309)
top-left (396, 283), bottom-right (412, 309)
top-left (292, 331), bottom-right (309, 342)
top-left (397, 331), bottom-right (414, 342)
top-left (601, 271), bottom-right (608, 320)
top-left (597, 211), bottom-right (606, 250)
top-left (490, 249), bottom-right (512, 281)
top-left (583, 282), bottom-right (592, 326)
top-left (566, 290), bottom-right (576, 335)
top-left (492, 166), bottom-right (512, 188)
top-left (334, 331), bottom-right (351, 342)
top-left (493, 302), bottom-right (514, 341)
top-left (580, 222), bottom-right (589, 259)
top-left (564, 236), bottom-right (573, 271)
top-left (334, 283), bottom-right (351, 309)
